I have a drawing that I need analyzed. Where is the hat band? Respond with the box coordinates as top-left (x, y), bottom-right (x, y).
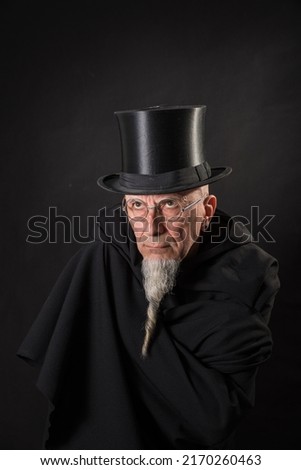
top-left (119, 162), bottom-right (212, 190)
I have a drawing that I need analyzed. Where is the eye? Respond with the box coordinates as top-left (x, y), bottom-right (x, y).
top-left (129, 200), bottom-right (145, 210)
top-left (163, 199), bottom-right (178, 208)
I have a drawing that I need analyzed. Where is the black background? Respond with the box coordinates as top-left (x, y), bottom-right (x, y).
top-left (1, 0), bottom-right (300, 449)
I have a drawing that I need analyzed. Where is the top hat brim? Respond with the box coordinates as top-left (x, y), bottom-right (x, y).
top-left (97, 166), bottom-right (232, 195)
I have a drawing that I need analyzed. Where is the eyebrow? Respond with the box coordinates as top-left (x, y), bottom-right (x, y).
top-left (126, 196), bottom-right (186, 204)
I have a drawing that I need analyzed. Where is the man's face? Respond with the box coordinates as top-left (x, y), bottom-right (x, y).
top-left (124, 188), bottom-right (216, 261)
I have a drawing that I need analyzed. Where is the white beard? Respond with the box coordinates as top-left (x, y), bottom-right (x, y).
top-left (141, 259), bottom-right (180, 357)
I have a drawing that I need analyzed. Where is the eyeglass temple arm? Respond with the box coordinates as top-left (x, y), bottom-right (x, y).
top-left (182, 194), bottom-right (208, 212)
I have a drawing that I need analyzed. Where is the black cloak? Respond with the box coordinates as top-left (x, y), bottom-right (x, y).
top-left (17, 206), bottom-right (280, 449)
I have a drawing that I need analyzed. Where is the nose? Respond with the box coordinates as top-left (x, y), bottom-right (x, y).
top-left (146, 208), bottom-right (165, 237)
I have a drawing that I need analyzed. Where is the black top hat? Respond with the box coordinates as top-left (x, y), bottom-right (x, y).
top-left (97, 105), bottom-right (232, 194)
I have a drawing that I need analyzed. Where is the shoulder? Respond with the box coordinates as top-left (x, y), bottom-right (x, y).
top-left (207, 209), bottom-right (279, 278)
top-left (196, 216), bottom-right (280, 308)
top-left (221, 241), bottom-right (278, 274)
top-left (213, 242), bottom-right (279, 310)
top-left (65, 202), bottom-right (131, 264)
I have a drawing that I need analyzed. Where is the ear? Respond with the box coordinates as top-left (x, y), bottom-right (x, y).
top-left (204, 194), bottom-right (217, 221)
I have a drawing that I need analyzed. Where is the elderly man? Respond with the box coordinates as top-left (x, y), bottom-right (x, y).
top-left (18, 105), bottom-right (279, 449)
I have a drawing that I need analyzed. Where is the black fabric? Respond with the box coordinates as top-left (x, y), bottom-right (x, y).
top-left (119, 162), bottom-right (212, 190)
top-left (17, 207), bottom-right (280, 450)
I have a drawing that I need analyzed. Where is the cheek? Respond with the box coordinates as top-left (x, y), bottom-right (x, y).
top-left (165, 226), bottom-right (186, 244)
top-left (165, 220), bottom-right (194, 244)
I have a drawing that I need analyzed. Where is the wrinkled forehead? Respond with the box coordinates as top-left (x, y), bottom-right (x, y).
top-left (124, 188), bottom-right (200, 203)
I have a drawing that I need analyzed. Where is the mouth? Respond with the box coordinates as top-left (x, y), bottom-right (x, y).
top-left (143, 244), bottom-right (171, 249)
